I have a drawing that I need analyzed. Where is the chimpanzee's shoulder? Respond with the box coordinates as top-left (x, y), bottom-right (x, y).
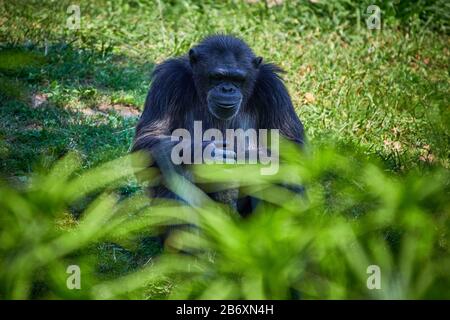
top-left (153, 56), bottom-right (192, 78)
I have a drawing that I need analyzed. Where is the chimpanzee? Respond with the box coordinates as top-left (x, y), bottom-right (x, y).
top-left (132, 35), bottom-right (304, 214)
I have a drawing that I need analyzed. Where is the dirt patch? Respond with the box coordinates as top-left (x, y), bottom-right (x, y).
top-left (78, 103), bottom-right (141, 119)
top-left (30, 93), bottom-right (48, 108)
top-left (98, 102), bottom-right (141, 118)
top-left (24, 123), bottom-right (43, 131)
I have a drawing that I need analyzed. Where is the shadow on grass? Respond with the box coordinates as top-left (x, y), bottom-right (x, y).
top-left (0, 44), bottom-right (164, 284)
top-left (0, 99), bottom-right (137, 176)
top-left (0, 44), bottom-right (156, 178)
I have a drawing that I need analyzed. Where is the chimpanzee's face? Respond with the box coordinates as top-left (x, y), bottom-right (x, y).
top-left (189, 46), bottom-right (262, 121)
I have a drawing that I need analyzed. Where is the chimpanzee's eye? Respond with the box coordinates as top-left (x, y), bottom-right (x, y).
top-left (210, 73), bottom-right (222, 81)
top-left (231, 75), bottom-right (245, 83)
top-left (209, 70), bottom-right (246, 84)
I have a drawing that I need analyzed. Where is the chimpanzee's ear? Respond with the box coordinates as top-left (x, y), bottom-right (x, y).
top-left (252, 56), bottom-right (263, 68)
top-left (189, 48), bottom-right (198, 65)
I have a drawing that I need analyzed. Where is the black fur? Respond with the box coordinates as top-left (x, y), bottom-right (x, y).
top-left (132, 35), bottom-right (304, 210)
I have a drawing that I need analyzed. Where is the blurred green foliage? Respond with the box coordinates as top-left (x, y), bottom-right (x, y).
top-left (0, 143), bottom-right (448, 299)
top-left (0, 0), bottom-right (449, 300)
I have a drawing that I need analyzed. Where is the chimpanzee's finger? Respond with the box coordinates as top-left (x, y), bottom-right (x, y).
top-left (212, 148), bottom-right (236, 159)
top-left (212, 155), bottom-right (236, 164)
top-left (222, 157), bottom-right (236, 164)
top-left (206, 140), bottom-right (229, 147)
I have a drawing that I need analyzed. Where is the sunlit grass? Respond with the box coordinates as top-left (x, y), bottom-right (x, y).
top-left (0, 0), bottom-right (448, 299)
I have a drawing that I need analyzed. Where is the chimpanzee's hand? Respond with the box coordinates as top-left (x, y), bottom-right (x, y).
top-left (201, 140), bottom-right (236, 164)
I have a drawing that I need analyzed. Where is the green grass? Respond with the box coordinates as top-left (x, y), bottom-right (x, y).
top-left (1, 0), bottom-right (448, 177)
top-left (0, 0), bottom-right (449, 299)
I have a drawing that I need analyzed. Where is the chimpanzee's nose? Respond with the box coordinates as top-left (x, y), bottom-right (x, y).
top-left (221, 84), bottom-right (235, 94)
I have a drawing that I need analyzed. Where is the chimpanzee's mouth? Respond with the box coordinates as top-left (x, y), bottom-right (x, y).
top-left (208, 100), bottom-right (241, 120)
top-left (214, 96), bottom-right (242, 109)
top-left (216, 102), bottom-right (236, 109)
